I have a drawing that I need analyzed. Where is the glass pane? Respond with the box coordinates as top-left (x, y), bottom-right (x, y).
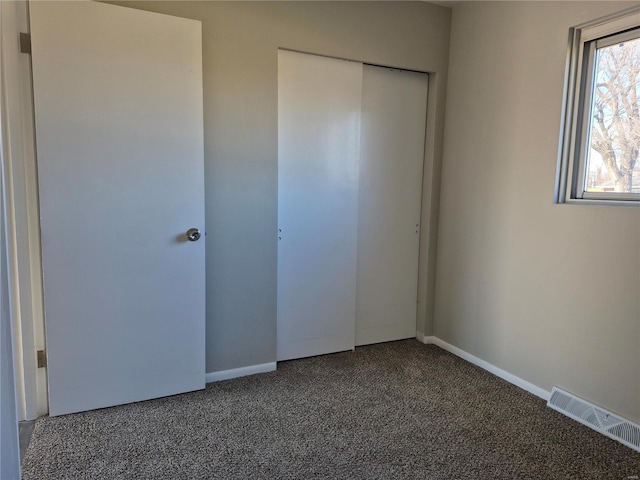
top-left (585, 35), bottom-right (640, 194)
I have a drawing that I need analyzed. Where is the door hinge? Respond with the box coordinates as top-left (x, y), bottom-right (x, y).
top-left (37, 349), bottom-right (47, 368)
top-left (19, 32), bottom-right (31, 54)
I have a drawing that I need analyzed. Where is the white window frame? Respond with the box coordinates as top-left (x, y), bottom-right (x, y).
top-left (556, 6), bottom-right (640, 206)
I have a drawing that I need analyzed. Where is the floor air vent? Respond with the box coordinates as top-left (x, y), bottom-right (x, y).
top-left (547, 387), bottom-right (640, 452)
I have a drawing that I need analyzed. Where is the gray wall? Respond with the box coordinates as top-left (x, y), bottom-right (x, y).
top-left (436, 1), bottom-right (639, 422)
top-left (113, 1), bottom-right (452, 372)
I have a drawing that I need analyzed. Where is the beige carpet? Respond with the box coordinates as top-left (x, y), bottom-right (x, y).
top-left (22, 340), bottom-right (640, 479)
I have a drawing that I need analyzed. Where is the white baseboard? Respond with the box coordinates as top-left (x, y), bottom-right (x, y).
top-left (417, 335), bottom-right (550, 401)
top-left (205, 362), bottom-right (277, 383)
top-left (417, 333), bottom-right (436, 344)
top-left (205, 338), bottom-right (549, 401)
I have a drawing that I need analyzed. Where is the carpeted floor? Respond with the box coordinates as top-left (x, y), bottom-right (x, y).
top-left (22, 340), bottom-right (640, 479)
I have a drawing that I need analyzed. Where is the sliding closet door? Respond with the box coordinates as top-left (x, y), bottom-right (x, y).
top-left (355, 66), bottom-right (428, 346)
top-left (277, 51), bottom-right (362, 361)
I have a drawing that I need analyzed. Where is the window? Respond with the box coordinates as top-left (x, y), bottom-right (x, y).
top-left (556, 7), bottom-right (640, 205)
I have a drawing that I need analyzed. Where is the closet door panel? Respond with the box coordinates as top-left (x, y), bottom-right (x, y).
top-left (356, 66), bottom-right (428, 346)
top-left (277, 51), bottom-right (362, 361)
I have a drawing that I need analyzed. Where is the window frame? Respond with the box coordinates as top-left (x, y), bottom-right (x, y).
top-left (555, 6), bottom-right (640, 206)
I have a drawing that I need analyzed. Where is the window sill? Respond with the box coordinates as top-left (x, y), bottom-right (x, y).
top-left (561, 198), bottom-right (640, 208)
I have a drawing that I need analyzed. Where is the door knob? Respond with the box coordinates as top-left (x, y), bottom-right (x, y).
top-left (186, 228), bottom-right (201, 242)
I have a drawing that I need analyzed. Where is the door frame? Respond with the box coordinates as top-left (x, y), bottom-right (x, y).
top-left (1, 3), bottom-right (24, 477)
top-left (1, 0), bottom-right (47, 421)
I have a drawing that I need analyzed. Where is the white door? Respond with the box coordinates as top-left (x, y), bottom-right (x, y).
top-left (355, 66), bottom-right (428, 345)
top-left (277, 50), bottom-right (362, 361)
top-left (30, 1), bottom-right (205, 416)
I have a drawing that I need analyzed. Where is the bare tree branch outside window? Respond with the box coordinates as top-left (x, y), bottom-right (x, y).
top-left (586, 37), bottom-right (640, 193)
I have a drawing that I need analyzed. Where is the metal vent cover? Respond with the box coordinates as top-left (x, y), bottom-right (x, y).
top-left (548, 387), bottom-right (640, 452)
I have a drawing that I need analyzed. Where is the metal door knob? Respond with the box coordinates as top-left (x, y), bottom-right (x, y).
top-left (186, 228), bottom-right (201, 242)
